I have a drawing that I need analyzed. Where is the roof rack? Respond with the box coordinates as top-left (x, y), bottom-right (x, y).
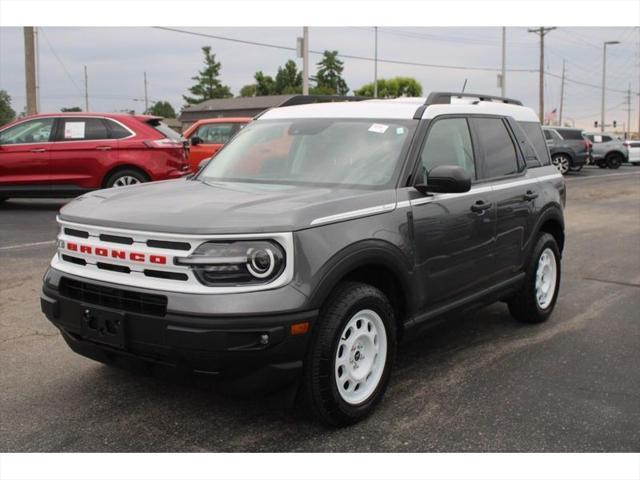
top-left (425, 92), bottom-right (523, 106)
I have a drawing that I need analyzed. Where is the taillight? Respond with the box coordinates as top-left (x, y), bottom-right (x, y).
top-left (143, 139), bottom-right (182, 149)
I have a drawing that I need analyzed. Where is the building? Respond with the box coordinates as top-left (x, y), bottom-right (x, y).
top-left (179, 94), bottom-right (363, 129)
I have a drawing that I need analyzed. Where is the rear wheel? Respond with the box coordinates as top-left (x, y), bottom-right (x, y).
top-left (551, 154), bottom-right (571, 175)
top-left (606, 153), bottom-right (622, 169)
top-left (104, 169), bottom-right (148, 189)
top-left (303, 281), bottom-right (396, 426)
top-left (507, 233), bottom-right (561, 324)
top-left (569, 164), bottom-right (583, 172)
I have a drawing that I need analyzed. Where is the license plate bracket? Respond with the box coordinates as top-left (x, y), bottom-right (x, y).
top-left (80, 306), bottom-right (126, 349)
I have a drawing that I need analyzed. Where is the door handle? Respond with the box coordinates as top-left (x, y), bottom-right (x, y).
top-left (524, 190), bottom-right (539, 201)
top-left (30, 148), bottom-right (46, 153)
top-left (96, 146), bottom-right (112, 151)
top-left (470, 200), bottom-right (492, 213)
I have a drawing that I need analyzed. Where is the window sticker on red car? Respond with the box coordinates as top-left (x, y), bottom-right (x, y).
top-left (64, 122), bottom-right (86, 139)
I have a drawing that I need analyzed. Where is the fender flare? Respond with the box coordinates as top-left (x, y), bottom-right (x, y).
top-left (549, 148), bottom-right (575, 162)
top-left (531, 203), bottom-right (565, 254)
top-left (306, 239), bottom-right (415, 313)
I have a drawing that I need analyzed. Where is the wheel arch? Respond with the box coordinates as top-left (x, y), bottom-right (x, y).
top-left (534, 205), bottom-right (565, 254)
top-left (306, 239), bottom-right (415, 339)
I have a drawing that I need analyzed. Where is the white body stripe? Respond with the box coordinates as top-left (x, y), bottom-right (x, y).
top-left (310, 173), bottom-right (562, 224)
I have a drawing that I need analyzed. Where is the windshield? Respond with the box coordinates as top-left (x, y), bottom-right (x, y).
top-left (198, 118), bottom-right (417, 188)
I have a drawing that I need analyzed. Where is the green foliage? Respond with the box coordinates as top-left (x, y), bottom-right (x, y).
top-left (183, 46), bottom-right (233, 106)
top-left (274, 60), bottom-right (302, 94)
top-left (146, 101), bottom-right (177, 118)
top-left (0, 90), bottom-right (16, 126)
top-left (60, 106), bottom-right (82, 112)
top-left (239, 84), bottom-right (257, 97)
top-left (312, 51), bottom-right (349, 95)
top-left (241, 60), bottom-right (303, 96)
top-left (354, 77), bottom-right (423, 98)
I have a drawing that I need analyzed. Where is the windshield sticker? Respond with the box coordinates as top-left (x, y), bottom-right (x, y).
top-left (368, 123), bottom-right (389, 134)
top-left (64, 122), bottom-right (86, 139)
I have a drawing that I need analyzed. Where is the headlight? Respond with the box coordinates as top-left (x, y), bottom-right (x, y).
top-left (175, 240), bottom-right (286, 286)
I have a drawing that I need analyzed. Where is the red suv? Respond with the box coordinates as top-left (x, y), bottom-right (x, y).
top-left (0, 113), bottom-right (189, 200)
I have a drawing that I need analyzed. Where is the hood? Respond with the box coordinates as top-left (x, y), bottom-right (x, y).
top-left (59, 179), bottom-right (397, 234)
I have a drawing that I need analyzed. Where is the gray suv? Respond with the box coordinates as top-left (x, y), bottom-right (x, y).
top-left (543, 127), bottom-right (590, 174)
top-left (41, 92), bottom-right (566, 426)
top-left (584, 132), bottom-right (627, 169)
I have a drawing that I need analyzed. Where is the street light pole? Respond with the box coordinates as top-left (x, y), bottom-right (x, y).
top-left (601, 40), bottom-right (620, 133)
top-left (501, 27), bottom-right (506, 97)
top-left (302, 27), bottom-right (309, 95)
top-left (528, 27), bottom-right (556, 122)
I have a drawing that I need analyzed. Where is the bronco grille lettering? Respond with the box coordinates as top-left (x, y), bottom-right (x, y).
top-left (64, 242), bottom-right (167, 264)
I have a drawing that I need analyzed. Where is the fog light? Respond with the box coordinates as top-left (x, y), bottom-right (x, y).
top-left (260, 334), bottom-right (269, 345)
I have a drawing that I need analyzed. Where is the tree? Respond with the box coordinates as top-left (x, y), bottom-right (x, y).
top-left (60, 106), bottom-right (82, 112)
top-left (274, 60), bottom-right (302, 94)
top-left (0, 90), bottom-right (16, 126)
top-left (146, 101), bottom-right (176, 118)
top-left (354, 77), bottom-right (423, 98)
top-left (253, 71), bottom-right (276, 96)
top-left (183, 46), bottom-right (232, 106)
top-left (312, 51), bottom-right (349, 95)
top-left (239, 84), bottom-right (257, 97)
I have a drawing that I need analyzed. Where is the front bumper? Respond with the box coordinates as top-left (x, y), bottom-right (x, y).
top-left (41, 269), bottom-right (317, 391)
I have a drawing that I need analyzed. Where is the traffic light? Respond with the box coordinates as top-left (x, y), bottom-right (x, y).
top-left (613, 120), bottom-right (617, 128)
top-left (594, 121), bottom-right (598, 128)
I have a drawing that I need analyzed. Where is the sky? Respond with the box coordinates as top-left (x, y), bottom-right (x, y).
top-left (0, 26), bottom-right (638, 131)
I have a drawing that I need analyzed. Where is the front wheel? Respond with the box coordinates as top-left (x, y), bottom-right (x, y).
top-left (507, 233), bottom-right (561, 323)
top-left (303, 281), bottom-right (396, 426)
top-left (569, 164), bottom-right (583, 172)
top-left (551, 154), bottom-right (571, 175)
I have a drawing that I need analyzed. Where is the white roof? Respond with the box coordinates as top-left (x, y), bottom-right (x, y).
top-left (258, 95), bottom-right (539, 123)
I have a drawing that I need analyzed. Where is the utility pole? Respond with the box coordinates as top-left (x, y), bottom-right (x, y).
top-left (558, 60), bottom-right (566, 127)
top-left (601, 40), bottom-right (621, 132)
top-left (23, 27), bottom-right (38, 115)
top-left (500, 27), bottom-right (506, 97)
top-left (374, 26), bottom-right (378, 98)
top-left (144, 72), bottom-right (149, 113)
top-left (625, 84), bottom-right (631, 139)
top-left (34, 27), bottom-right (41, 112)
top-left (528, 27), bottom-right (556, 122)
top-left (302, 27), bottom-right (309, 95)
top-left (84, 65), bottom-right (89, 112)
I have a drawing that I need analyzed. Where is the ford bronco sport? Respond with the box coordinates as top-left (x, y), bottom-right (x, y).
top-left (41, 92), bottom-right (565, 426)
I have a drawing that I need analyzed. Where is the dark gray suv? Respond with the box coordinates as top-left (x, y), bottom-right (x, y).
top-left (41, 92), bottom-right (566, 426)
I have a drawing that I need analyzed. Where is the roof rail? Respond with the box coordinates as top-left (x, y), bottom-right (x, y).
top-left (425, 92), bottom-right (523, 106)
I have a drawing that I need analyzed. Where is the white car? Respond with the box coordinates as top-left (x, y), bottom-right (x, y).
top-left (623, 140), bottom-right (640, 165)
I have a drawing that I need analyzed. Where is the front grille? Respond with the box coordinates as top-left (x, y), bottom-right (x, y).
top-left (59, 277), bottom-right (168, 317)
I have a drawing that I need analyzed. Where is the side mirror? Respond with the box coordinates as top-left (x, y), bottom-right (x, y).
top-left (191, 136), bottom-right (203, 146)
top-left (198, 157), bottom-right (212, 171)
top-left (414, 165), bottom-right (471, 195)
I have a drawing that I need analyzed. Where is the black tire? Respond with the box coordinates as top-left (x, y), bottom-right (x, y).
top-left (606, 153), bottom-right (622, 169)
top-left (302, 281), bottom-right (397, 426)
top-left (569, 165), bottom-right (583, 172)
top-left (104, 168), bottom-right (149, 189)
top-left (597, 160), bottom-right (608, 169)
top-left (507, 233), bottom-right (561, 324)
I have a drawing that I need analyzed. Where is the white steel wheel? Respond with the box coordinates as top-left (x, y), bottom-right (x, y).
top-left (334, 309), bottom-right (388, 405)
top-left (535, 248), bottom-right (557, 309)
top-left (552, 155), bottom-right (570, 175)
top-left (112, 175), bottom-right (141, 187)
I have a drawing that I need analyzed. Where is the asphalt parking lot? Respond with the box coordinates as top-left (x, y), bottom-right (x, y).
top-left (1, 165), bottom-right (639, 452)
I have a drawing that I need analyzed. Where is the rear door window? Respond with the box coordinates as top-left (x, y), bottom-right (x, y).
top-left (57, 117), bottom-right (109, 141)
top-left (472, 117), bottom-right (520, 179)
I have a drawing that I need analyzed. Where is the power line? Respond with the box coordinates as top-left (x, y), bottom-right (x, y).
top-left (39, 27), bottom-right (84, 96)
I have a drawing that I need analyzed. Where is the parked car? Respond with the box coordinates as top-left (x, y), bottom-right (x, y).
top-left (182, 117), bottom-right (251, 171)
top-left (623, 140), bottom-right (640, 165)
top-left (0, 113), bottom-right (189, 201)
top-left (542, 126), bottom-right (589, 174)
top-left (42, 92), bottom-right (565, 426)
top-left (584, 132), bottom-right (627, 169)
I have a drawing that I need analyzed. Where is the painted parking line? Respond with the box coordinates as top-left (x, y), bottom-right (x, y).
top-left (0, 240), bottom-right (56, 251)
